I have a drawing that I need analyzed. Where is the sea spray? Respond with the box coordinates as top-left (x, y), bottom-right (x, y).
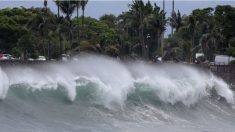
top-left (128, 62), bottom-right (234, 106)
top-left (1, 55), bottom-right (235, 132)
top-left (0, 55), bottom-right (234, 107)
top-left (0, 67), bottom-right (9, 99)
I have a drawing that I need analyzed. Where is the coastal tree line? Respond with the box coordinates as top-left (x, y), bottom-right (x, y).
top-left (0, 0), bottom-right (235, 62)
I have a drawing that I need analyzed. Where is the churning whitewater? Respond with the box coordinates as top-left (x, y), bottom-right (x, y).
top-left (0, 55), bottom-right (235, 132)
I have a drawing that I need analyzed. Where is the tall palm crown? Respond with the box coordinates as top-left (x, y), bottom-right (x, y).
top-left (200, 28), bottom-right (224, 61)
top-left (74, 0), bottom-right (81, 18)
top-left (130, 0), bottom-right (146, 58)
top-left (80, 0), bottom-right (88, 12)
top-left (169, 10), bottom-right (182, 32)
top-left (44, 0), bottom-right (47, 8)
top-left (80, 0), bottom-right (88, 28)
top-left (58, 1), bottom-right (77, 21)
top-left (54, 0), bottom-right (61, 18)
top-left (150, 3), bottom-right (166, 33)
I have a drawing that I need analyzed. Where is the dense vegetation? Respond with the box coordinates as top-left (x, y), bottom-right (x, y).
top-left (0, 0), bottom-right (235, 62)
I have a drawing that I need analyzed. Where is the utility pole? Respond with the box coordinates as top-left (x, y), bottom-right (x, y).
top-left (161, 0), bottom-right (165, 58)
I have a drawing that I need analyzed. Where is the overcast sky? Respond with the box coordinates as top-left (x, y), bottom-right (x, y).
top-left (0, 0), bottom-right (235, 35)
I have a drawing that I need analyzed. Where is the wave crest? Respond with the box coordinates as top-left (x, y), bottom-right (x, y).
top-left (0, 55), bottom-right (234, 108)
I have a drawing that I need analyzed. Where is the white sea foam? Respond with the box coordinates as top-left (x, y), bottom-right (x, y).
top-left (0, 55), bottom-right (234, 107)
top-left (0, 67), bottom-right (9, 99)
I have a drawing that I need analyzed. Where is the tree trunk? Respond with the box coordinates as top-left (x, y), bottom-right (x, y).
top-left (48, 39), bottom-right (51, 61)
top-left (82, 9), bottom-right (84, 29)
top-left (57, 5), bottom-right (63, 59)
top-left (191, 32), bottom-right (195, 63)
top-left (77, 7), bottom-right (80, 47)
top-left (161, 32), bottom-right (164, 58)
top-left (69, 20), bottom-right (72, 48)
top-left (140, 11), bottom-right (147, 59)
top-left (59, 35), bottom-right (63, 58)
top-left (157, 31), bottom-right (161, 53)
top-left (67, 13), bottom-right (72, 47)
top-left (57, 5), bottom-right (60, 18)
top-left (42, 38), bottom-right (46, 57)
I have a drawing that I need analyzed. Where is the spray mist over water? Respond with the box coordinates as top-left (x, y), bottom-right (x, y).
top-left (0, 54), bottom-right (235, 132)
top-left (0, 54), bottom-right (233, 107)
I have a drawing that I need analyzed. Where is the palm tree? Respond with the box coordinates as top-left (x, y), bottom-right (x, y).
top-left (130, 0), bottom-right (146, 59)
top-left (117, 12), bottom-right (137, 55)
top-left (161, 0), bottom-right (165, 58)
top-left (169, 10), bottom-right (182, 33)
top-left (58, 1), bottom-right (76, 22)
top-left (54, 0), bottom-right (60, 18)
top-left (200, 29), bottom-right (224, 61)
top-left (75, 1), bottom-right (81, 47)
top-left (54, 0), bottom-right (64, 58)
top-left (80, 0), bottom-right (88, 29)
top-left (188, 15), bottom-right (197, 62)
top-left (146, 3), bottom-right (166, 57)
top-left (44, 0), bottom-right (52, 60)
top-left (44, 0), bottom-right (47, 13)
top-left (38, 20), bottom-right (46, 56)
top-left (58, 1), bottom-right (76, 47)
top-left (171, 0), bottom-right (174, 36)
top-left (27, 13), bottom-right (46, 56)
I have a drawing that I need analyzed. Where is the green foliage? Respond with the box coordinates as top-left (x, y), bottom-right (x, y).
top-left (215, 5), bottom-right (235, 40)
top-left (1, 3), bottom-right (235, 61)
top-left (0, 12), bottom-right (28, 51)
top-left (17, 33), bottom-right (35, 52)
top-left (79, 40), bottom-right (97, 52)
top-left (229, 60), bottom-right (235, 65)
top-left (100, 14), bottom-right (117, 28)
top-left (11, 47), bottom-right (21, 57)
top-left (105, 45), bottom-right (120, 57)
top-left (166, 5), bottom-right (235, 62)
top-left (229, 37), bottom-right (235, 47)
top-left (226, 47), bottom-right (235, 57)
top-left (73, 16), bottom-right (119, 49)
top-left (17, 33), bottom-right (37, 59)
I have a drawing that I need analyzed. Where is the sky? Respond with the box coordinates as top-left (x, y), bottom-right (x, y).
top-left (0, 0), bottom-right (235, 35)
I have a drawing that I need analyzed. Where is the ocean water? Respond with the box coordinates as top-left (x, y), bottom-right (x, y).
top-left (0, 55), bottom-right (234, 132)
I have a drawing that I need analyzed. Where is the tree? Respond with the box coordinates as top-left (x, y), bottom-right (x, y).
top-left (17, 33), bottom-right (37, 60)
top-left (188, 15), bottom-right (197, 62)
top-left (214, 5), bottom-right (235, 40)
top-left (145, 3), bottom-right (166, 57)
top-left (229, 37), bottom-right (235, 47)
top-left (200, 29), bottom-right (224, 61)
top-left (100, 14), bottom-right (117, 28)
top-left (169, 10), bottom-right (182, 33)
top-left (130, 0), bottom-right (146, 58)
top-left (80, 0), bottom-right (88, 29)
top-left (75, 0), bottom-right (81, 47)
top-left (226, 37), bottom-right (235, 57)
top-left (54, 0), bottom-right (60, 18)
top-left (54, 0), bottom-right (63, 58)
top-left (58, 1), bottom-right (76, 47)
top-left (44, 0), bottom-right (48, 13)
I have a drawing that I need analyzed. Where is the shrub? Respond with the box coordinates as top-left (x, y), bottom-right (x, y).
top-left (226, 47), bottom-right (235, 57)
top-left (229, 37), bottom-right (235, 47)
top-left (79, 40), bottom-right (97, 52)
top-left (229, 60), bottom-right (235, 65)
top-left (105, 45), bottom-right (120, 57)
top-left (11, 47), bottom-right (21, 57)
